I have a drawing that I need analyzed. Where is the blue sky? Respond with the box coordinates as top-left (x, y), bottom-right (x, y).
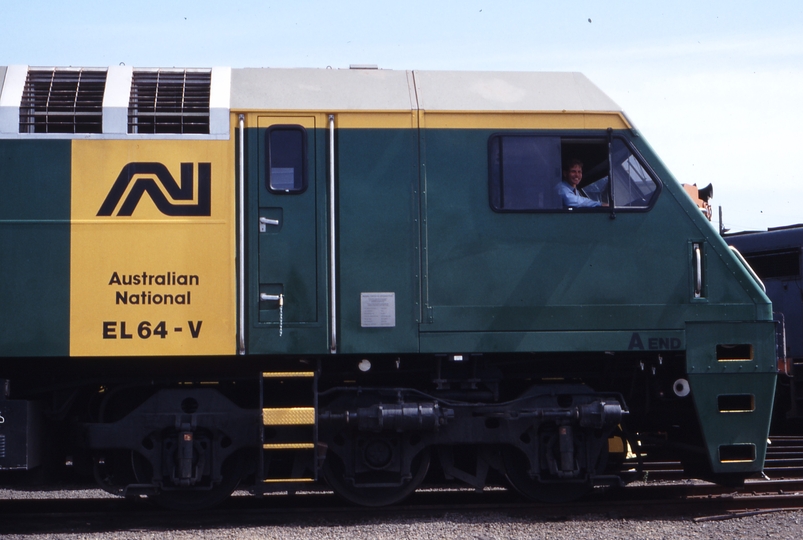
top-left (3, 0), bottom-right (801, 231)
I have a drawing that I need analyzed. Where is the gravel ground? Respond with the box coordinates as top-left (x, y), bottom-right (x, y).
top-left (2, 490), bottom-right (803, 539)
top-left (2, 510), bottom-right (803, 540)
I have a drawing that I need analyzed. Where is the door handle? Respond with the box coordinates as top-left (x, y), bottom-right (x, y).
top-left (259, 217), bottom-right (279, 232)
top-left (259, 293), bottom-right (284, 337)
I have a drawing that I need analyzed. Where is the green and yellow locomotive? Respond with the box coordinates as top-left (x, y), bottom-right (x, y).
top-left (0, 65), bottom-right (776, 508)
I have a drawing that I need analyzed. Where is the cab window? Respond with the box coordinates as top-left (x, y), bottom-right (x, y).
top-left (489, 134), bottom-right (660, 212)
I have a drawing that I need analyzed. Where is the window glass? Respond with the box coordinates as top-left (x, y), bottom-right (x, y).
top-left (610, 139), bottom-right (658, 207)
top-left (266, 126), bottom-right (306, 193)
top-left (489, 136), bottom-right (561, 210)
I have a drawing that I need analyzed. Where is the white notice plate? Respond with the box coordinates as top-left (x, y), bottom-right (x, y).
top-left (360, 292), bottom-right (396, 328)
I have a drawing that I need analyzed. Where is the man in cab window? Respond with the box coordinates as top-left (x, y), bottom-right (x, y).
top-left (555, 158), bottom-right (606, 208)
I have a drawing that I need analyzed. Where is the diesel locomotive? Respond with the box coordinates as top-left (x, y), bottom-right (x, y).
top-left (727, 225), bottom-right (803, 431)
top-left (0, 65), bottom-right (777, 509)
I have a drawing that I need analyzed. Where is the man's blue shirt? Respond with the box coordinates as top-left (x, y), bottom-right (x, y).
top-left (555, 181), bottom-right (601, 208)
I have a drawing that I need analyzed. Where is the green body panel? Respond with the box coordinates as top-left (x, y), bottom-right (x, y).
top-left (336, 129), bottom-right (420, 354)
top-left (246, 126), bottom-right (329, 355)
top-left (420, 329), bottom-right (685, 354)
top-left (686, 322), bottom-right (776, 472)
top-left (247, 127), bottom-right (422, 355)
top-left (0, 140), bottom-right (71, 356)
top-left (419, 129), bottom-right (770, 345)
top-left (244, 124), bottom-right (772, 362)
top-left (689, 371), bottom-right (776, 473)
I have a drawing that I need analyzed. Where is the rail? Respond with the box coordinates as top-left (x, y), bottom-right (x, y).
top-left (729, 245), bottom-right (766, 293)
top-left (328, 114), bottom-right (337, 353)
top-left (238, 114), bottom-right (246, 354)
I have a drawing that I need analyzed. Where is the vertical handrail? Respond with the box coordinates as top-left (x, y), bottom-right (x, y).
top-left (607, 127), bottom-right (615, 219)
top-left (328, 114), bottom-right (337, 353)
top-left (693, 243), bottom-right (702, 298)
top-left (238, 114), bottom-right (246, 355)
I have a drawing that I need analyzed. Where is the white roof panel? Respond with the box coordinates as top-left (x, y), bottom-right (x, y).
top-left (231, 68), bottom-right (416, 111)
top-left (229, 68), bottom-right (621, 113)
top-left (413, 71), bottom-right (621, 112)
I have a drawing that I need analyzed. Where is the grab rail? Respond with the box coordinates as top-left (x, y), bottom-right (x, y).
top-left (729, 246), bottom-right (766, 293)
top-left (328, 114), bottom-right (337, 353)
top-left (238, 114), bottom-right (246, 354)
top-left (693, 243), bottom-right (702, 298)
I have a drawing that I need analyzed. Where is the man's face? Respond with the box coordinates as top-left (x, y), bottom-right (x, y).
top-left (564, 164), bottom-right (583, 188)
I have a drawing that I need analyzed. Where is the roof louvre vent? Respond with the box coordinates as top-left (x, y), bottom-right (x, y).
top-left (128, 69), bottom-right (211, 134)
top-left (19, 68), bottom-right (107, 134)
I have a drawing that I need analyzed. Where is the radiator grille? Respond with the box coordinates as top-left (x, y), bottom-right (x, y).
top-left (19, 68), bottom-right (107, 133)
top-left (128, 69), bottom-right (211, 134)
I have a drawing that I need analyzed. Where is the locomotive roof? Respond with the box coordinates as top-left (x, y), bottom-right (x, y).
top-left (0, 66), bottom-right (621, 114)
top-left (230, 68), bottom-right (622, 113)
top-left (0, 66), bottom-right (626, 136)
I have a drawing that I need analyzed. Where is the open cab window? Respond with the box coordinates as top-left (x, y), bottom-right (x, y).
top-left (488, 135), bottom-right (660, 212)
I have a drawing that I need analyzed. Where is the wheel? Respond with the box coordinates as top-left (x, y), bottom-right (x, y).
top-left (502, 446), bottom-right (593, 504)
top-left (323, 444), bottom-right (431, 506)
top-left (137, 450), bottom-right (247, 511)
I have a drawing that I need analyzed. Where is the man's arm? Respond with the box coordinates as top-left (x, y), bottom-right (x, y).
top-left (555, 182), bottom-right (601, 208)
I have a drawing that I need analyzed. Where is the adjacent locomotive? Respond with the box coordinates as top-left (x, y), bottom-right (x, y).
top-left (0, 65), bottom-right (777, 508)
top-left (727, 225), bottom-right (803, 430)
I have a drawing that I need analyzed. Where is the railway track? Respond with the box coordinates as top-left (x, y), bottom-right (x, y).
top-left (1, 476), bottom-right (802, 535)
top-left (2, 437), bottom-right (802, 534)
top-left (635, 436), bottom-right (803, 481)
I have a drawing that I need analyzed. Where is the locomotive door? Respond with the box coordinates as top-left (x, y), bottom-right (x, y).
top-left (248, 115), bottom-right (325, 353)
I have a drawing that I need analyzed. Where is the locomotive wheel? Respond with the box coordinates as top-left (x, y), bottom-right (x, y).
top-left (323, 446), bottom-right (431, 506)
top-left (136, 450), bottom-right (247, 511)
top-left (502, 447), bottom-right (593, 503)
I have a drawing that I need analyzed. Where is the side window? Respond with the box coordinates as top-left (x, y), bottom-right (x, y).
top-left (489, 136), bottom-right (561, 210)
top-left (266, 126), bottom-right (307, 193)
top-left (610, 139), bottom-right (659, 208)
top-left (488, 134), bottom-right (660, 212)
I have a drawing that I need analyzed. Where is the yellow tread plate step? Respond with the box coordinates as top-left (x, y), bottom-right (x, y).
top-left (263, 478), bottom-right (315, 484)
top-left (263, 443), bottom-right (315, 450)
top-left (262, 407), bottom-right (315, 425)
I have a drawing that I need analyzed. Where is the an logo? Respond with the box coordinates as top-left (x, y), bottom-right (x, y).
top-left (97, 162), bottom-right (211, 216)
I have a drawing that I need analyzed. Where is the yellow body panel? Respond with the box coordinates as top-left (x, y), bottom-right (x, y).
top-left (419, 111), bottom-right (631, 130)
top-left (70, 140), bottom-right (236, 356)
top-left (236, 110), bottom-right (623, 130)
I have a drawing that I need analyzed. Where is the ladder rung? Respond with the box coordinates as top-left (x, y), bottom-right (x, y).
top-left (263, 371), bottom-right (315, 378)
top-left (263, 443), bottom-right (315, 450)
top-left (263, 478), bottom-right (315, 484)
top-left (263, 407), bottom-right (315, 425)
